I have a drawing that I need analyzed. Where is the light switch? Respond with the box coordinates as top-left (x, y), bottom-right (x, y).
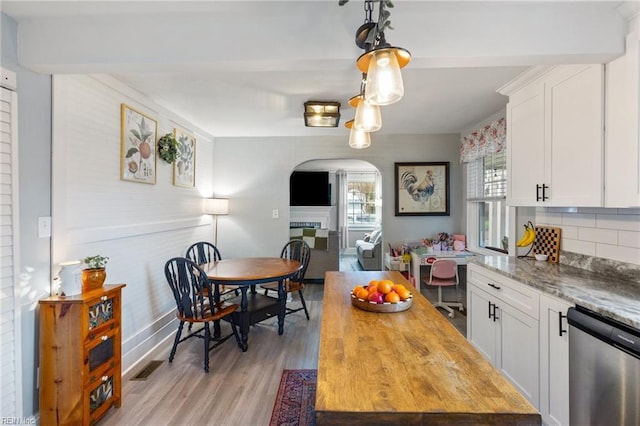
top-left (272, 209), bottom-right (279, 219)
top-left (38, 216), bottom-right (51, 238)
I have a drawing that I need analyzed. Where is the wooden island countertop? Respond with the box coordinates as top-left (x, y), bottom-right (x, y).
top-left (315, 271), bottom-right (540, 425)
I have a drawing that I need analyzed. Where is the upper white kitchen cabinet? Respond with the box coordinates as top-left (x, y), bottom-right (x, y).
top-left (605, 20), bottom-right (640, 208)
top-left (499, 64), bottom-right (604, 207)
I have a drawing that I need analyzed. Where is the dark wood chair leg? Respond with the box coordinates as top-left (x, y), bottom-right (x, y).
top-left (169, 321), bottom-right (185, 363)
top-left (204, 322), bottom-right (211, 373)
top-left (298, 290), bottom-right (310, 320)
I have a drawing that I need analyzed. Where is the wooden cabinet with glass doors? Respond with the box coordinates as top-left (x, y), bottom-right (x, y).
top-left (39, 284), bottom-right (126, 425)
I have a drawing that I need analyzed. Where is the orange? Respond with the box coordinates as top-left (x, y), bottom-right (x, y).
top-left (355, 288), bottom-right (369, 300)
top-left (368, 280), bottom-right (379, 288)
top-left (392, 284), bottom-right (407, 293)
top-left (384, 292), bottom-right (400, 303)
top-left (353, 285), bottom-right (365, 295)
top-left (367, 284), bottom-right (379, 294)
top-left (377, 280), bottom-right (394, 295)
top-left (396, 288), bottom-right (411, 301)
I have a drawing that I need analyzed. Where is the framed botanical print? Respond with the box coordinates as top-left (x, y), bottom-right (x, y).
top-left (395, 162), bottom-right (450, 216)
top-left (120, 104), bottom-right (157, 184)
top-left (173, 127), bottom-right (196, 188)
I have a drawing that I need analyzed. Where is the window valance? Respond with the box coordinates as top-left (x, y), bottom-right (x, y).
top-left (460, 117), bottom-right (506, 163)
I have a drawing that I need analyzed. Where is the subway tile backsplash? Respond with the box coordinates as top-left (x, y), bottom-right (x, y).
top-left (536, 207), bottom-right (640, 283)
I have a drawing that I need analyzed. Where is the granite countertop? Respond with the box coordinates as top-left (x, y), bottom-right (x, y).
top-left (470, 256), bottom-right (640, 330)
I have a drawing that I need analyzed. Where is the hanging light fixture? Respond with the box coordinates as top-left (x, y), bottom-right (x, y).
top-left (345, 119), bottom-right (371, 149)
top-left (350, 74), bottom-right (382, 132)
top-left (351, 0), bottom-right (411, 106)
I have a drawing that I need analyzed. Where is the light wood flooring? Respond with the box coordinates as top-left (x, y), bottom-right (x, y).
top-left (102, 254), bottom-right (466, 426)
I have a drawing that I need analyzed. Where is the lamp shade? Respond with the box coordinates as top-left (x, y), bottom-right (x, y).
top-left (353, 97), bottom-right (382, 132)
top-left (345, 120), bottom-right (371, 149)
top-left (204, 198), bottom-right (229, 215)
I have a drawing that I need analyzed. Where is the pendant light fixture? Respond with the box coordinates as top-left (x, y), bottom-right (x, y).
top-left (350, 73), bottom-right (382, 132)
top-left (356, 31), bottom-right (411, 106)
top-left (345, 119), bottom-right (371, 149)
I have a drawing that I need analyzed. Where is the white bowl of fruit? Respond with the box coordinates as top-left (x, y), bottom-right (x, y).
top-left (350, 279), bottom-right (413, 313)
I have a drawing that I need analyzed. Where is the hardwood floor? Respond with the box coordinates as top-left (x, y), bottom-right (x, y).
top-left (102, 257), bottom-right (466, 426)
top-left (101, 285), bottom-right (324, 426)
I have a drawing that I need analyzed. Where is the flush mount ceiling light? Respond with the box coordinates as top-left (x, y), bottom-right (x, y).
top-left (345, 119), bottom-right (371, 149)
top-left (303, 101), bottom-right (341, 127)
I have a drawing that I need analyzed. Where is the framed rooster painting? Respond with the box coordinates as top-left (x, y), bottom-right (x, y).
top-left (394, 162), bottom-right (450, 216)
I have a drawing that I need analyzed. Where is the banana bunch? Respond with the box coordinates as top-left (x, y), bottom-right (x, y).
top-left (516, 222), bottom-right (536, 247)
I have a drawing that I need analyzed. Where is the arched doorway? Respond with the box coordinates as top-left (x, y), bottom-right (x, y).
top-left (289, 159), bottom-right (382, 278)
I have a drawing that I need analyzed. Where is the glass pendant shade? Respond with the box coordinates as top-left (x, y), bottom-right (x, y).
top-left (364, 49), bottom-right (405, 106)
top-left (354, 98), bottom-right (382, 132)
top-left (345, 120), bottom-right (371, 149)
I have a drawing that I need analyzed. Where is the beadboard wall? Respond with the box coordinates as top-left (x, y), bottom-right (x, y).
top-left (536, 207), bottom-right (640, 265)
top-left (51, 74), bottom-right (215, 372)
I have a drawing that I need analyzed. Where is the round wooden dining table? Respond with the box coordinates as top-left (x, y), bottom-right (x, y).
top-left (203, 257), bottom-right (302, 351)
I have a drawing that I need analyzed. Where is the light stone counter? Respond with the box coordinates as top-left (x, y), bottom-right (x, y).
top-left (471, 256), bottom-right (640, 329)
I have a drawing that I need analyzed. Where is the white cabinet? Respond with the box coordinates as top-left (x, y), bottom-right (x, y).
top-left (605, 22), bottom-right (640, 208)
top-left (502, 64), bottom-right (604, 207)
top-left (539, 293), bottom-right (572, 426)
top-left (467, 264), bottom-right (540, 408)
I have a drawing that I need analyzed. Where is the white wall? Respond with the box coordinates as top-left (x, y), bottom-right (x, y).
top-left (2, 12), bottom-right (52, 417)
top-left (213, 133), bottom-right (464, 259)
top-left (536, 207), bottom-right (640, 265)
top-left (51, 74), bottom-right (217, 373)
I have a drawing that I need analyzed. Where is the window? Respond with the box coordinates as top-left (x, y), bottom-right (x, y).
top-left (346, 173), bottom-right (378, 226)
top-left (466, 150), bottom-right (508, 252)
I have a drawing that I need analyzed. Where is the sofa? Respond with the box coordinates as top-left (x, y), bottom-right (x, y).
top-left (356, 229), bottom-right (382, 270)
top-left (296, 230), bottom-right (339, 281)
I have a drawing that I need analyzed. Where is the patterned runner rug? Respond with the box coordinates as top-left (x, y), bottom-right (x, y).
top-left (269, 369), bottom-right (317, 426)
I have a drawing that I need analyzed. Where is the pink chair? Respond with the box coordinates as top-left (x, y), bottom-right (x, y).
top-left (426, 259), bottom-right (464, 318)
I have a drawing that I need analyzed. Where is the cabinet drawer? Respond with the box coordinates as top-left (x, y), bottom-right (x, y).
top-left (468, 264), bottom-right (539, 319)
top-left (84, 326), bottom-right (119, 382)
top-left (86, 367), bottom-right (120, 423)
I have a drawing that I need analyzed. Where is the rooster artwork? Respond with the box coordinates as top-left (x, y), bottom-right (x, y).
top-left (401, 169), bottom-right (435, 205)
top-left (395, 162), bottom-right (450, 216)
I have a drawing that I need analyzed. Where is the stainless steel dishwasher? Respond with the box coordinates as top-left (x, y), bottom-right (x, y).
top-left (567, 306), bottom-right (640, 426)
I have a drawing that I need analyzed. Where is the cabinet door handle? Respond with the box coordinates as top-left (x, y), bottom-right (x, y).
top-left (559, 311), bottom-right (567, 336)
top-left (488, 301), bottom-right (493, 320)
top-left (492, 305), bottom-right (499, 322)
top-left (542, 184), bottom-right (549, 201)
top-left (487, 283), bottom-right (501, 290)
top-left (536, 184), bottom-right (542, 201)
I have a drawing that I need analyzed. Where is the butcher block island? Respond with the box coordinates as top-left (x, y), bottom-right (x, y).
top-left (316, 271), bottom-right (540, 425)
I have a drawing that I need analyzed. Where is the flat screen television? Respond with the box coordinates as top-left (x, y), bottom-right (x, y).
top-left (290, 171), bottom-right (331, 206)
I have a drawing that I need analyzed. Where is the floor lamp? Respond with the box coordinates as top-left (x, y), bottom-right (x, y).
top-left (205, 198), bottom-right (229, 247)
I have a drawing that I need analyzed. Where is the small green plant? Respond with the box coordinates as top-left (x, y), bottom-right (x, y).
top-left (83, 255), bottom-right (109, 270)
top-left (158, 133), bottom-right (179, 164)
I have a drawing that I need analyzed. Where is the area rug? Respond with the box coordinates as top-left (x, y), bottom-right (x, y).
top-left (269, 369), bottom-right (317, 426)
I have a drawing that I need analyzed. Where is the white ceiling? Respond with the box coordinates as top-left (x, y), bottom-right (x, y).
top-left (1, 1), bottom-right (635, 139)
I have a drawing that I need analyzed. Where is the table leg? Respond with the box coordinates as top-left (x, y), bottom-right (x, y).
top-left (213, 282), bottom-right (221, 339)
top-left (238, 287), bottom-right (250, 351)
top-left (278, 278), bottom-right (285, 335)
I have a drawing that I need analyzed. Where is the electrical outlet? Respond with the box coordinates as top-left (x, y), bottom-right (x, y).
top-left (272, 209), bottom-right (279, 219)
top-left (38, 216), bottom-right (51, 238)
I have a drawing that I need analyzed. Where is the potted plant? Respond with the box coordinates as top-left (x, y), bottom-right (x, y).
top-left (82, 255), bottom-right (109, 292)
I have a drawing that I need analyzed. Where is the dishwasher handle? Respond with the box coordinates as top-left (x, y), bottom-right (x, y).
top-left (568, 306), bottom-right (640, 358)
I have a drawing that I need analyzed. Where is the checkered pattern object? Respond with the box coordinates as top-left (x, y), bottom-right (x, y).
top-left (532, 226), bottom-right (561, 263)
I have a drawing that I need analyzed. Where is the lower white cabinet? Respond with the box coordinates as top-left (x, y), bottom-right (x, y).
top-left (468, 263), bottom-right (573, 425)
top-left (467, 264), bottom-right (540, 408)
top-left (539, 293), bottom-right (572, 426)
